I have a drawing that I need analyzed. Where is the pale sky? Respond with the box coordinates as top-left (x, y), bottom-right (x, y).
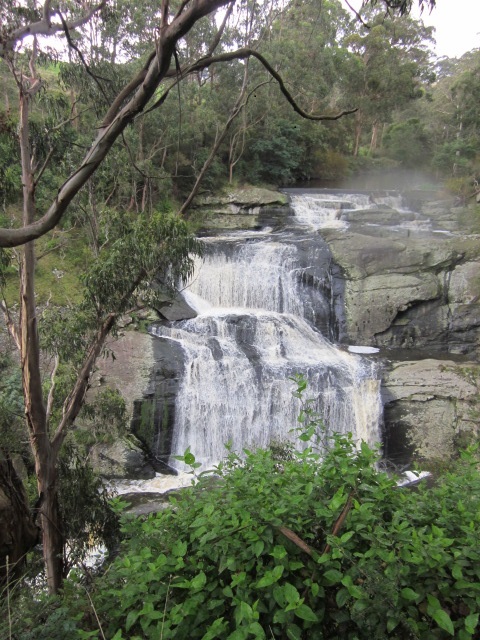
top-left (342, 0), bottom-right (480, 59)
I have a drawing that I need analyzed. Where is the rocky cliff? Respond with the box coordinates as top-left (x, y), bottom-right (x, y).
top-left (98, 188), bottom-right (480, 466)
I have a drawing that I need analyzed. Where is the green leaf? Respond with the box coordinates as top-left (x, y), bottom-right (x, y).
top-left (431, 609), bottom-right (454, 636)
top-left (284, 582), bottom-right (301, 605)
top-left (247, 621), bottom-right (266, 638)
top-left (465, 613), bottom-right (479, 634)
top-left (329, 488), bottom-right (345, 512)
top-left (256, 565), bottom-right (284, 588)
top-left (171, 540), bottom-right (188, 557)
top-left (226, 627), bottom-right (249, 640)
top-left (271, 545), bottom-right (287, 559)
top-left (191, 571), bottom-right (207, 590)
top-left (400, 587), bottom-right (419, 601)
top-left (253, 540), bottom-right (264, 557)
top-left (427, 594), bottom-right (441, 611)
top-left (340, 530), bottom-right (354, 543)
top-left (387, 617), bottom-right (400, 633)
top-left (294, 604), bottom-right (318, 622)
top-left (125, 610), bottom-right (139, 632)
top-left (286, 624), bottom-right (302, 640)
top-left (336, 588), bottom-right (349, 608)
top-left (235, 601), bottom-right (253, 626)
top-left (184, 451), bottom-right (196, 465)
top-left (323, 569), bottom-right (343, 584)
top-left (200, 617), bottom-right (227, 640)
top-left (452, 564), bottom-right (463, 580)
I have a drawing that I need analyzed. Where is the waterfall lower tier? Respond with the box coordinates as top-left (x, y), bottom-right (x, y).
top-left (150, 312), bottom-right (382, 470)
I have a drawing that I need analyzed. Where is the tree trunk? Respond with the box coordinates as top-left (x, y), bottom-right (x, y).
top-left (19, 88), bottom-right (64, 593)
top-left (37, 463), bottom-right (64, 592)
top-left (353, 114), bottom-right (363, 157)
top-left (369, 121), bottom-right (380, 154)
top-left (0, 455), bottom-right (39, 589)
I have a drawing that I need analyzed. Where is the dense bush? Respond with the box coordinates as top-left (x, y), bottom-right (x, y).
top-left (8, 429), bottom-right (480, 639)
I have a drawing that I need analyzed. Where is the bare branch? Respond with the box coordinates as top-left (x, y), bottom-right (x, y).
top-left (174, 0), bottom-right (193, 21)
top-left (58, 11), bottom-right (110, 102)
top-left (34, 148), bottom-right (54, 186)
top-left (206, 0), bottom-right (235, 57)
top-left (180, 65), bottom-right (250, 215)
top-left (189, 47), bottom-right (358, 121)
top-left (0, 1), bottom-right (107, 57)
top-left (166, 47), bottom-right (358, 121)
top-left (345, 0), bottom-right (371, 28)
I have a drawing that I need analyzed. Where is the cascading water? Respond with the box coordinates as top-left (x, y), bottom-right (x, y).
top-left (150, 191), bottom-right (385, 470)
top-left (287, 190), bottom-right (409, 229)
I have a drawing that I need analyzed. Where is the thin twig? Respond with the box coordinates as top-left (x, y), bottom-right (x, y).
top-left (160, 575), bottom-right (172, 639)
top-left (83, 586), bottom-right (106, 640)
top-left (58, 11), bottom-right (110, 101)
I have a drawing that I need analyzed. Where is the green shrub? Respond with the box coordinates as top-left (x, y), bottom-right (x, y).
top-left (6, 380), bottom-right (480, 639)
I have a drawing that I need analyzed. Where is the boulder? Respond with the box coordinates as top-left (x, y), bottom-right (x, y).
top-left (382, 359), bottom-right (480, 462)
top-left (190, 186), bottom-right (291, 232)
top-left (89, 436), bottom-right (155, 479)
top-left (322, 226), bottom-right (480, 355)
top-left (154, 293), bottom-right (197, 322)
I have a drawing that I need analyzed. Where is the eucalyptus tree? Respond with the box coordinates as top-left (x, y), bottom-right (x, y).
top-left (429, 50), bottom-right (480, 178)
top-left (343, 6), bottom-right (434, 155)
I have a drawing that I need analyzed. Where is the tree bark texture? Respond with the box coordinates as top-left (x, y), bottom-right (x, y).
top-left (0, 456), bottom-right (39, 588)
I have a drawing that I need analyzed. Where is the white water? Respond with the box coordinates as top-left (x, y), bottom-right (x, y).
top-left (186, 240), bottom-right (305, 315)
top-left (148, 191), bottom-right (389, 472)
top-left (288, 190), bottom-right (410, 230)
top-left (151, 313), bottom-right (381, 469)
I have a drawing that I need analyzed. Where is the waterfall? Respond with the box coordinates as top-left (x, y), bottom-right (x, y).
top-left (151, 191), bottom-right (384, 471)
top-left (287, 190), bottom-right (407, 230)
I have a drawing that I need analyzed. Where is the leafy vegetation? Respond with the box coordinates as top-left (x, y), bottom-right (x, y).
top-left (3, 379), bottom-right (480, 639)
top-left (0, 0), bottom-right (478, 605)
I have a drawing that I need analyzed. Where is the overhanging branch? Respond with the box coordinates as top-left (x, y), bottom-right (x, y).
top-left (167, 47), bottom-right (358, 122)
top-left (0, 0), bottom-right (231, 248)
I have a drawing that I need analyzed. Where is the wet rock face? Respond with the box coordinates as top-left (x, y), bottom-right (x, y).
top-left (89, 436), bottom-right (156, 479)
top-left (130, 335), bottom-right (185, 466)
top-left (382, 359), bottom-right (480, 463)
top-left (190, 186), bottom-right (292, 232)
top-left (322, 223), bottom-right (480, 357)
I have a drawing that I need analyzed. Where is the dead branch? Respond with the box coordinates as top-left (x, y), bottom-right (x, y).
top-left (277, 526), bottom-right (315, 557)
top-left (322, 491), bottom-right (354, 556)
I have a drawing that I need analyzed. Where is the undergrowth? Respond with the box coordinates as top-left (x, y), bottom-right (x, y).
top-left (3, 378), bottom-right (480, 639)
